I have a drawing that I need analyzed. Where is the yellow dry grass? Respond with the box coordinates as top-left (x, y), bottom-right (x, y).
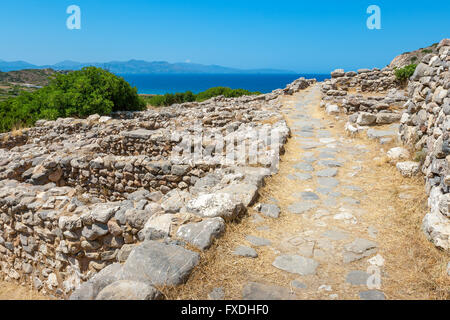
top-left (0, 281), bottom-right (50, 300)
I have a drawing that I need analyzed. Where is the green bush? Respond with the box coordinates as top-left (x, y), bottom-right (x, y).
top-left (422, 49), bottom-right (433, 54)
top-left (394, 64), bottom-right (417, 83)
top-left (144, 86), bottom-right (261, 107)
top-left (0, 67), bottom-right (145, 132)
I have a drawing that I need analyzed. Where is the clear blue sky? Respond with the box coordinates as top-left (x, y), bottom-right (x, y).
top-left (1, 0), bottom-right (449, 73)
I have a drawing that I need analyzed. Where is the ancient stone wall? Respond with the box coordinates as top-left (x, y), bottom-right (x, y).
top-left (320, 68), bottom-right (408, 128)
top-left (399, 38), bottom-right (450, 251)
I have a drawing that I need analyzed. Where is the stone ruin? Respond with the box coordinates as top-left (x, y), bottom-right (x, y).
top-left (0, 77), bottom-right (315, 299)
top-left (320, 67), bottom-right (409, 132)
top-left (399, 39), bottom-right (450, 251)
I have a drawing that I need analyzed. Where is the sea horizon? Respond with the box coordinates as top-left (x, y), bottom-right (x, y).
top-left (119, 73), bottom-right (329, 95)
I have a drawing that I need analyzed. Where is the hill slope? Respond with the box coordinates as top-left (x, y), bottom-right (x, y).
top-left (389, 42), bottom-right (440, 68)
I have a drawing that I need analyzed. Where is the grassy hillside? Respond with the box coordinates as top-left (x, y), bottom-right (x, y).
top-left (0, 69), bottom-right (66, 102)
top-left (389, 42), bottom-right (440, 68)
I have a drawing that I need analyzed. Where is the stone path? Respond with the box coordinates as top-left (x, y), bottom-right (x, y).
top-left (241, 85), bottom-right (387, 300)
top-left (172, 84), bottom-right (444, 300)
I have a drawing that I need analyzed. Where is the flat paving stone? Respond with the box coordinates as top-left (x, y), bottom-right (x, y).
top-left (317, 177), bottom-right (340, 188)
top-left (359, 290), bottom-right (386, 300)
top-left (242, 282), bottom-right (294, 300)
top-left (345, 238), bottom-right (378, 254)
top-left (288, 202), bottom-right (317, 214)
top-left (295, 172), bottom-right (313, 181)
top-left (293, 163), bottom-right (314, 172)
top-left (316, 168), bottom-right (338, 177)
top-left (303, 157), bottom-right (317, 163)
top-left (298, 192), bottom-right (320, 201)
top-left (319, 152), bottom-right (336, 159)
top-left (296, 132), bottom-right (315, 138)
top-left (208, 287), bottom-right (225, 300)
top-left (246, 235), bottom-right (271, 247)
top-left (317, 130), bottom-right (332, 138)
top-left (272, 255), bottom-right (319, 276)
top-left (317, 160), bottom-right (344, 167)
top-left (302, 142), bottom-right (322, 150)
top-left (233, 246), bottom-right (258, 258)
top-left (343, 238), bottom-right (378, 263)
top-left (346, 271), bottom-right (370, 285)
top-left (257, 203), bottom-right (281, 218)
top-left (316, 187), bottom-right (342, 197)
top-left (291, 280), bottom-right (307, 289)
top-left (322, 229), bottom-right (349, 241)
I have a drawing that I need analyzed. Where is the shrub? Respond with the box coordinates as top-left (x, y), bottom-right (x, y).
top-left (0, 67), bottom-right (145, 132)
top-left (144, 87), bottom-right (261, 107)
top-left (395, 64), bottom-right (417, 83)
top-left (422, 49), bottom-right (433, 54)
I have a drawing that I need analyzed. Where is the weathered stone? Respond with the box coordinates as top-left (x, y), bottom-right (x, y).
top-left (186, 193), bottom-right (245, 220)
top-left (272, 255), bottom-right (319, 275)
top-left (288, 202), bottom-right (317, 214)
top-left (96, 280), bottom-right (162, 300)
top-left (316, 168), bottom-right (338, 177)
top-left (346, 271), bottom-right (370, 285)
top-left (387, 147), bottom-right (410, 162)
top-left (257, 203), bottom-right (280, 218)
top-left (396, 161), bottom-right (420, 177)
top-left (81, 223), bottom-right (109, 241)
top-left (242, 282), bottom-right (294, 300)
top-left (233, 245), bottom-right (258, 258)
top-left (359, 290), bottom-right (386, 300)
top-left (208, 287), bottom-right (225, 300)
top-left (246, 235), bottom-right (271, 247)
top-left (118, 241), bottom-right (200, 286)
top-left (141, 214), bottom-right (174, 240)
top-left (176, 217), bottom-right (225, 250)
top-left (70, 263), bottom-right (122, 300)
top-left (220, 183), bottom-right (258, 207)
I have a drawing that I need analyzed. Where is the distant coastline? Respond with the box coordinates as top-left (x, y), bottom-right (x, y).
top-left (0, 59), bottom-right (295, 75)
top-left (121, 73), bottom-right (329, 95)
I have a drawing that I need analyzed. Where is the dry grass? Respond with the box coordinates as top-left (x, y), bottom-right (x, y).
top-left (317, 98), bottom-right (450, 300)
top-left (0, 281), bottom-right (50, 300)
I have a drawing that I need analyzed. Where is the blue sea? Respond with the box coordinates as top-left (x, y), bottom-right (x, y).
top-left (119, 74), bottom-right (329, 95)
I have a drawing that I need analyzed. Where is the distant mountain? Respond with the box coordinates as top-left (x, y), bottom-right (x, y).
top-left (0, 60), bottom-right (38, 72)
top-left (0, 59), bottom-right (295, 74)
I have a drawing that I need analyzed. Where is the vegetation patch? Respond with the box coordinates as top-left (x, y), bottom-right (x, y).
top-left (143, 87), bottom-right (261, 107)
top-left (394, 64), bottom-right (417, 83)
top-left (0, 67), bottom-right (145, 132)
